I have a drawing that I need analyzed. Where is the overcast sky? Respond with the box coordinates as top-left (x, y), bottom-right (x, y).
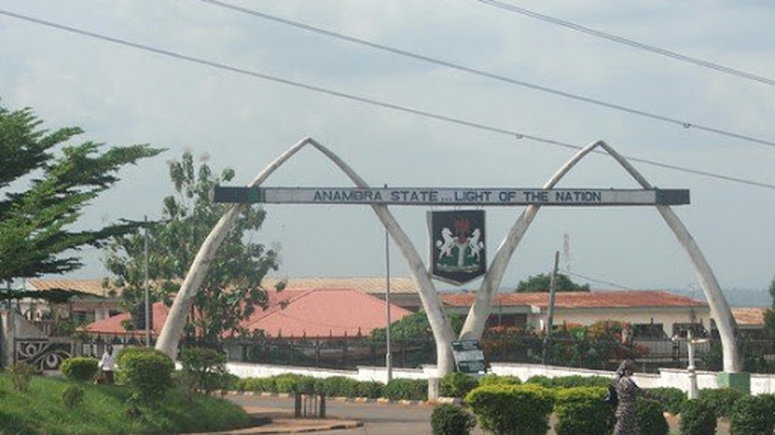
top-left (1, 0), bottom-right (773, 295)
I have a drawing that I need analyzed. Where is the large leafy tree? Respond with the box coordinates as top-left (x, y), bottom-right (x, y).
top-left (104, 152), bottom-right (279, 341)
top-left (515, 273), bottom-right (590, 292)
top-left (0, 104), bottom-right (161, 287)
top-left (765, 277), bottom-right (775, 338)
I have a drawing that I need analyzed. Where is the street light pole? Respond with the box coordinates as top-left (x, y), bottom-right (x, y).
top-left (143, 216), bottom-right (150, 347)
top-left (385, 221), bottom-right (393, 384)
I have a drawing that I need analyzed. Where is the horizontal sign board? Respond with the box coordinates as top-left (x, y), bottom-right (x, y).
top-left (213, 186), bottom-right (689, 206)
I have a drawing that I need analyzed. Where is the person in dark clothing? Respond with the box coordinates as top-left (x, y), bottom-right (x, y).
top-left (613, 359), bottom-right (640, 435)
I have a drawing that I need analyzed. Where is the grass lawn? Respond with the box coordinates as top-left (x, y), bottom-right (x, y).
top-left (0, 373), bottom-right (251, 434)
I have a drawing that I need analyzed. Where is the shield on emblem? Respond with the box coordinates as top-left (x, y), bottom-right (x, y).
top-left (428, 210), bottom-right (486, 285)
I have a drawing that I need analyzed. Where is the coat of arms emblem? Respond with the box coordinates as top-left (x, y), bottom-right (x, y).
top-left (428, 210), bottom-right (486, 285)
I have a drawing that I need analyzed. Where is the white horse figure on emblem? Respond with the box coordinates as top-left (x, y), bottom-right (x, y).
top-left (436, 227), bottom-right (455, 258)
top-left (469, 228), bottom-right (484, 261)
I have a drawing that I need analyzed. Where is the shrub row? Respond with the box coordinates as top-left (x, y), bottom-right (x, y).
top-left (236, 375), bottom-right (426, 401)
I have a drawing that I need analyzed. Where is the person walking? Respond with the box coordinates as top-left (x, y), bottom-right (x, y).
top-left (98, 345), bottom-right (116, 384)
top-left (612, 359), bottom-right (640, 435)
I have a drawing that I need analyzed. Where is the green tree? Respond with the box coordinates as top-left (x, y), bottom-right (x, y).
top-left (104, 152), bottom-right (279, 341)
top-left (765, 277), bottom-right (775, 337)
top-left (0, 104), bottom-right (161, 286)
top-left (516, 273), bottom-right (590, 292)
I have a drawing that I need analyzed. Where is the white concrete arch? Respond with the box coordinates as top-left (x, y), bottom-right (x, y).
top-left (155, 137), bottom-right (457, 373)
top-left (459, 140), bottom-right (740, 372)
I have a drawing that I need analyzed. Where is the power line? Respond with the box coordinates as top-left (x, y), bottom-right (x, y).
top-left (476, 0), bottom-right (775, 88)
top-left (196, 0), bottom-right (775, 149)
top-left (565, 270), bottom-right (637, 291)
top-left (1, 9), bottom-right (773, 191)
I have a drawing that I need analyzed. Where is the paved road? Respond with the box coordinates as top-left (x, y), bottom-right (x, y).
top-left (227, 395), bottom-right (486, 435)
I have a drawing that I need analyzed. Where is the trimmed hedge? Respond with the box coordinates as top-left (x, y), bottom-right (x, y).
top-left (60, 357), bottom-right (99, 382)
top-left (698, 387), bottom-right (745, 418)
top-left (117, 347), bottom-right (175, 402)
top-left (384, 378), bottom-right (427, 401)
top-left (478, 374), bottom-right (521, 387)
top-left (637, 398), bottom-right (669, 435)
top-left (553, 386), bottom-right (613, 435)
top-left (679, 399), bottom-right (716, 435)
top-left (431, 403), bottom-right (476, 435)
top-left (729, 394), bottom-right (775, 435)
top-left (315, 376), bottom-right (360, 397)
top-left (645, 387), bottom-right (686, 415)
top-left (465, 384), bottom-right (554, 435)
top-left (440, 372), bottom-right (479, 398)
top-left (525, 375), bottom-right (610, 389)
top-left (355, 381), bottom-right (385, 399)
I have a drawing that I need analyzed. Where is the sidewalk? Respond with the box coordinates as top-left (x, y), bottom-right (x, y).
top-left (192, 405), bottom-right (363, 434)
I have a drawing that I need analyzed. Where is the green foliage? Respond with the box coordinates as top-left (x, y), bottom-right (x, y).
top-left (637, 398), bottom-right (669, 435)
top-left (698, 387), bottom-right (745, 418)
top-left (465, 384), bottom-right (554, 435)
top-left (478, 374), bottom-right (521, 387)
top-left (179, 347), bottom-right (228, 395)
top-left (0, 372), bottom-right (250, 433)
top-left (118, 347), bottom-right (175, 402)
top-left (315, 376), bottom-right (360, 397)
top-left (355, 381), bottom-right (385, 399)
top-left (553, 386), bottom-right (613, 435)
top-left (645, 387), bottom-right (687, 415)
top-left (60, 357), bottom-right (99, 382)
top-left (524, 374), bottom-right (610, 389)
top-left (274, 374), bottom-right (306, 394)
top-left (679, 399), bottom-right (716, 435)
top-left (440, 372), bottom-right (479, 398)
top-left (240, 377), bottom-right (276, 393)
top-left (9, 362), bottom-right (34, 392)
top-left (383, 378), bottom-right (428, 401)
top-left (516, 273), bottom-right (590, 292)
top-left (431, 403), bottom-right (476, 435)
top-left (729, 394), bottom-right (775, 435)
top-left (371, 311), bottom-right (465, 341)
top-left (62, 384), bottom-right (85, 409)
top-left (105, 151), bottom-right (279, 340)
top-left (0, 103), bottom-right (162, 284)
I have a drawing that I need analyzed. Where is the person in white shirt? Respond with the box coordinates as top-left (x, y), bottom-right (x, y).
top-left (98, 345), bottom-right (116, 384)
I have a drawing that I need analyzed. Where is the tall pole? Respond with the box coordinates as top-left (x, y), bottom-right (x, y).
top-left (384, 189), bottom-right (393, 383)
top-left (143, 216), bottom-right (151, 347)
top-left (542, 251), bottom-right (560, 364)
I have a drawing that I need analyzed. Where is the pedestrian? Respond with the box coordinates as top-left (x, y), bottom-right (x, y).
top-left (98, 345), bottom-right (116, 384)
top-left (612, 359), bottom-right (640, 435)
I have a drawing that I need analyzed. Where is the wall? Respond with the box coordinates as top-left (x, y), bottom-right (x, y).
top-left (224, 360), bottom-right (775, 396)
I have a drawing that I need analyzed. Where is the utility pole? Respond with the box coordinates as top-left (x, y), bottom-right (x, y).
top-left (384, 185), bottom-right (393, 384)
top-left (144, 216), bottom-right (150, 347)
top-left (542, 251), bottom-right (560, 364)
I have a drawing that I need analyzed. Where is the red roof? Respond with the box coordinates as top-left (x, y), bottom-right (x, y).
top-left (441, 290), bottom-right (707, 309)
top-left (80, 288), bottom-right (410, 339)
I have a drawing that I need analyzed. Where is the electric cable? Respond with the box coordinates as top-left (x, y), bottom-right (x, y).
top-left (1, 9), bottom-right (773, 191)
top-left (196, 0), bottom-right (775, 149)
top-left (476, 0), bottom-right (775, 88)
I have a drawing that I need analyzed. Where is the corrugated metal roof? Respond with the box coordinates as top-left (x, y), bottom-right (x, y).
top-left (263, 276), bottom-right (419, 294)
top-left (441, 290), bottom-right (708, 309)
top-left (28, 279), bottom-right (117, 298)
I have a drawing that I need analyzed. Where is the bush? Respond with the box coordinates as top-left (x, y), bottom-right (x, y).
top-left (294, 376), bottom-right (317, 394)
top-left (679, 399), bottom-right (716, 435)
top-left (637, 398), bottom-right (669, 435)
top-left (478, 374), bottom-right (521, 387)
top-left (60, 357), bottom-right (99, 382)
top-left (179, 347), bottom-right (228, 395)
top-left (645, 387), bottom-right (687, 415)
top-left (316, 376), bottom-right (359, 397)
top-left (355, 381), bottom-right (384, 399)
top-left (525, 375), bottom-right (553, 388)
top-left (431, 403), bottom-right (476, 435)
top-left (729, 394), bottom-right (775, 435)
top-left (273, 374), bottom-right (304, 394)
top-left (440, 372), bottom-right (479, 398)
top-left (9, 362), bottom-right (35, 392)
top-left (465, 384), bottom-right (554, 435)
top-left (383, 378), bottom-right (428, 401)
top-left (698, 388), bottom-right (744, 418)
top-left (118, 347), bottom-right (175, 403)
top-left (240, 377), bottom-right (276, 393)
top-left (61, 385), bottom-right (85, 409)
top-left (551, 375), bottom-right (611, 389)
top-left (553, 386), bottom-right (613, 435)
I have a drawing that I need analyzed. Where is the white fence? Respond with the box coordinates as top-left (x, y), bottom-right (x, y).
top-left (225, 361), bottom-right (775, 396)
